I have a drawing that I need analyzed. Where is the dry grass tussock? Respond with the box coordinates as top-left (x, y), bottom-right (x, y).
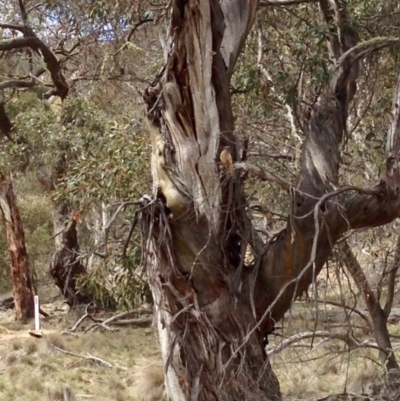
top-left (271, 342), bottom-right (382, 399)
top-left (0, 311), bottom-right (163, 401)
top-left (0, 304), bottom-right (390, 401)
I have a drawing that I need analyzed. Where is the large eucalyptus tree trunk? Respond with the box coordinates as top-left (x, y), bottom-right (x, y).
top-left (0, 174), bottom-right (34, 320)
top-left (142, 1), bottom-right (281, 400)
top-left (141, 1), bottom-right (400, 400)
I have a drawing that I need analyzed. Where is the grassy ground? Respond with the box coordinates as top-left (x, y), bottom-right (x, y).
top-left (271, 330), bottom-right (383, 399)
top-left (0, 303), bottom-right (163, 401)
top-left (0, 275), bottom-right (397, 400)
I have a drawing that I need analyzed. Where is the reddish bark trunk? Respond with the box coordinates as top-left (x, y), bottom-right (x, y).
top-left (0, 174), bottom-right (34, 320)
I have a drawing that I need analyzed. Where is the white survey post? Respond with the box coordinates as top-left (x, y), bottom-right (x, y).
top-left (34, 295), bottom-right (40, 331)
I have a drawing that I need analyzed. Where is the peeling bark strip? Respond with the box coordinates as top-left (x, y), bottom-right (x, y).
top-left (0, 174), bottom-right (34, 320)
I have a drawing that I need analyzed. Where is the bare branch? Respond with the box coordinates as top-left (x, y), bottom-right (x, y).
top-left (84, 310), bottom-right (152, 332)
top-left (46, 339), bottom-right (127, 370)
top-left (0, 21), bottom-right (25, 32)
top-left (267, 330), bottom-right (358, 356)
top-left (317, 300), bottom-right (372, 328)
top-left (0, 18), bottom-right (69, 99)
top-left (335, 37), bottom-right (400, 80)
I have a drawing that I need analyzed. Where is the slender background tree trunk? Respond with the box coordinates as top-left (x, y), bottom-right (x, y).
top-left (0, 174), bottom-right (34, 320)
top-left (339, 241), bottom-right (399, 371)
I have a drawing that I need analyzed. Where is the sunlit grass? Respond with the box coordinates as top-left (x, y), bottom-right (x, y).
top-left (0, 313), bottom-right (162, 401)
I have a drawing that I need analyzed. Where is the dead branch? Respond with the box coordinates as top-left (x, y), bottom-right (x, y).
top-left (61, 304), bottom-right (101, 334)
top-left (46, 338), bottom-right (127, 370)
top-left (316, 300), bottom-right (372, 329)
top-left (84, 310), bottom-right (153, 332)
top-left (267, 330), bottom-right (359, 356)
top-left (0, 80), bottom-right (36, 90)
top-left (110, 317), bottom-right (153, 327)
top-left (62, 387), bottom-right (73, 401)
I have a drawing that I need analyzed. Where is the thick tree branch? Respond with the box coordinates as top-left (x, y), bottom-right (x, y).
top-left (0, 80), bottom-right (36, 90)
top-left (0, 21), bottom-right (26, 32)
top-left (18, 0), bottom-right (28, 24)
top-left (0, 36), bottom-right (41, 51)
top-left (319, 0), bottom-right (341, 61)
top-left (0, 19), bottom-right (68, 99)
top-left (255, 1), bottom-right (400, 334)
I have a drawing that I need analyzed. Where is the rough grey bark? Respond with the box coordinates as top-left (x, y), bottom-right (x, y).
top-left (141, 1), bottom-right (400, 400)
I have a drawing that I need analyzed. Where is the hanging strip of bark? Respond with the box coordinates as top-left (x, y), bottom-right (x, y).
top-left (0, 174), bottom-right (34, 320)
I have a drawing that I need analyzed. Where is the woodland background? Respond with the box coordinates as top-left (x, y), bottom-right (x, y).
top-left (1, 1), bottom-right (400, 400)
